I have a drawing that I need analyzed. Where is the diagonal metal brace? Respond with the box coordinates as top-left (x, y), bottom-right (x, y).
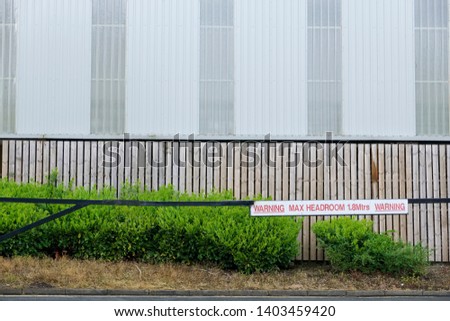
top-left (0, 202), bottom-right (89, 243)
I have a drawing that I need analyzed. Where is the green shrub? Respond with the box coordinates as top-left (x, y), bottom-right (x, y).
top-left (0, 178), bottom-right (302, 273)
top-left (312, 217), bottom-right (429, 276)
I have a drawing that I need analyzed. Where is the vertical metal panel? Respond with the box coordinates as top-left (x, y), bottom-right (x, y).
top-left (126, 0), bottom-right (199, 136)
top-left (307, 0), bottom-right (342, 136)
top-left (91, 0), bottom-right (126, 134)
top-left (199, 0), bottom-right (234, 135)
top-left (342, 0), bottom-right (416, 136)
top-left (235, 0), bottom-right (308, 137)
top-left (415, 0), bottom-right (449, 136)
top-left (0, 0), bottom-right (16, 133)
top-left (16, 0), bottom-right (91, 135)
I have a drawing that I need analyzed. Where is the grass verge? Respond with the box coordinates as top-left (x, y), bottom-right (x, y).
top-left (0, 257), bottom-right (449, 291)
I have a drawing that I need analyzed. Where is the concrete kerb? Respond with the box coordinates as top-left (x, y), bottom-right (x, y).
top-left (1, 288), bottom-right (450, 297)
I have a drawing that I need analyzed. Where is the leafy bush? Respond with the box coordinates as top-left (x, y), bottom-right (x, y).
top-left (0, 178), bottom-right (302, 273)
top-left (312, 217), bottom-right (429, 276)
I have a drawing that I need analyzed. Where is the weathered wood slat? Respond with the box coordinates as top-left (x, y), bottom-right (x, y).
top-left (432, 145), bottom-right (441, 261)
top-left (22, 141), bottom-right (30, 183)
top-left (1, 141), bottom-right (8, 178)
top-left (425, 145), bottom-right (434, 260)
top-left (398, 144), bottom-right (407, 242)
top-left (378, 144), bottom-right (386, 233)
top-left (15, 140), bottom-right (22, 183)
top-left (241, 142), bottom-right (248, 199)
top-left (405, 144), bottom-right (413, 244)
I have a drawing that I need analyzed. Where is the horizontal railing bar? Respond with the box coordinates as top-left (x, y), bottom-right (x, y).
top-left (0, 197), bottom-right (255, 207)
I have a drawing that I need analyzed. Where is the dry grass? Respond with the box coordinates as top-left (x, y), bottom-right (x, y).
top-left (1, 257), bottom-right (449, 291)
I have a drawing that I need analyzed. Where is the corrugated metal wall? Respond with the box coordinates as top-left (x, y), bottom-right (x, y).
top-left (0, 0), bottom-right (449, 138)
top-left (0, 0), bottom-right (16, 134)
top-left (127, 0), bottom-right (199, 136)
top-left (235, 0), bottom-right (308, 137)
top-left (16, 0), bottom-right (91, 135)
top-left (342, 0), bottom-right (416, 137)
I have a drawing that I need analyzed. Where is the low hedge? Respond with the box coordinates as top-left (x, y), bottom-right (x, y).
top-left (0, 178), bottom-right (302, 273)
top-left (312, 217), bottom-right (429, 276)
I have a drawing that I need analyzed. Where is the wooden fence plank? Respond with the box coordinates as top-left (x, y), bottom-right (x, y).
top-left (96, 141), bottom-right (104, 190)
top-left (344, 144), bottom-right (351, 200)
top-left (227, 143), bottom-right (234, 194)
top-left (398, 144), bottom-right (407, 242)
top-left (193, 142), bottom-right (200, 194)
top-left (49, 141), bottom-right (57, 180)
top-left (206, 142), bottom-right (213, 193)
top-left (413, 144), bottom-right (421, 245)
top-left (432, 145), bottom-right (441, 261)
top-left (282, 143), bottom-right (289, 201)
top-left (337, 143), bottom-right (345, 200)
top-left (186, 141), bottom-right (193, 193)
top-left (241, 142), bottom-right (248, 199)
top-left (83, 141), bottom-right (90, 188)
top-left (302, 142), bottom-right (311, 261)
top-left (425, 145), bottom-right (434, 260)
top-left (233, 143), bottom-right (241, 199)
top-left (130, 141), bottom-right (139, 187)
top-left (378, 144), bottom-right (386, 233)
top-left (385, 144), bottom-right (393, 233)
top-left (317, 144), bottom-right (324, 260)
top-left (268, 143), bottom-right (275, 199)
top-left (330, 143), bottom-right (337, 200)
top-left (55, 141), bottom-right (63, 184)
top-left (22, 141), bottom-right (30, 183)
top-left (145, 142), bottom-right (152, 191)
top-left (440, 145), bottom-right (449, 262)
top-left (296, 143), bottom-right (303, 200)
top-left (117, 141), bottom-right (125, 194)
top-left (405, 144), bottom-right (413, 244)
top-left (309, 143), bottom-right (317, 261)
top-left (419, 144), bottom-right (427, 248)
top-left (36, 141), bottom-right (43, 184)
top-left (357, 144), bottom-right (364, 218)
top-left (165, 142), bottom-right (172, 188)
top-left (15, 140), bottom-right (22, 183)
top-left (214, 142), bottom-right (221, 192)
top-left (220, 142), bottom-right (227, 192)
top-left (447, 145), bottom-right (450, 261)
top-left (255, 142), bottom-right (262, 196)
top-left (108, 141), bottom-right (117, 190)
top-left (1, 140), bottom-right (8, 178)
top-left (275, 143), bottom-right (283, 200)
top-left (392, 144), bottom-right (400, 240)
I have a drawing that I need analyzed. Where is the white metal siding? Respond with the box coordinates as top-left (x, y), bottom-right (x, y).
top-left (235, 0), bottom-right (308, 137)
top-left (415, 0), bottom-right (449, 136)
top-left (16, 0), bottom-right (91, 135)
top-left (307, 0), bottom-right (342, 136)
top-left (91, 0), bottom-right (126, 135)
top-left (126, 0), bottom-right (199, 136)
top-left (342, 0), bottom-right (416, 137)
top-left (199, 0), bottom-right (234, 135)
top-left (0, 0), bottom-right (16, 133)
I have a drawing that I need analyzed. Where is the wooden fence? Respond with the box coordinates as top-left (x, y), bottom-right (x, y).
top-left (1, 139), bottom-right (450, 262)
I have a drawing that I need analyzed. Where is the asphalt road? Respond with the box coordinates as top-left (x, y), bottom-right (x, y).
top-left (1, 295), bottom-right (449, 301)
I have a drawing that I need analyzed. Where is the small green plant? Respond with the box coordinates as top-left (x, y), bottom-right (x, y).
top-left (312, 217), bottom-right (429, 276)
